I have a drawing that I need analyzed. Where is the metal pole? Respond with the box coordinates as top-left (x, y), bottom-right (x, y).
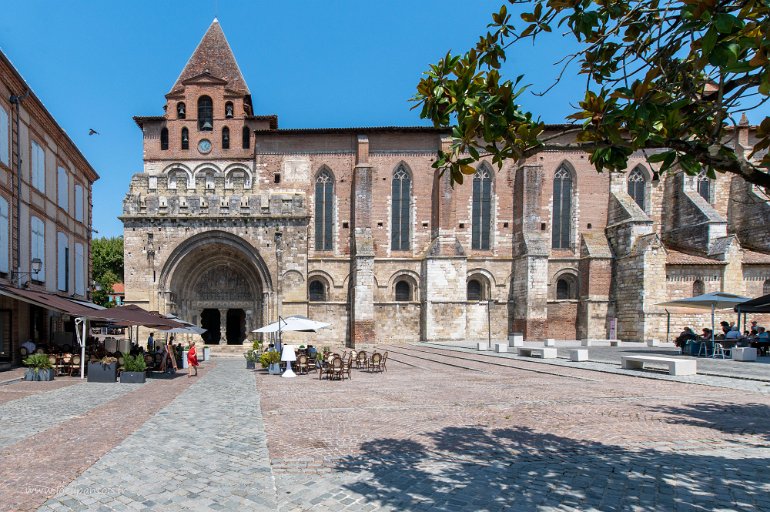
top-left (487, 299), bottom-right (492, 348)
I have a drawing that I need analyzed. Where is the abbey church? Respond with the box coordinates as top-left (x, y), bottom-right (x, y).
top-left (122, 20), bottom-right (770, 346)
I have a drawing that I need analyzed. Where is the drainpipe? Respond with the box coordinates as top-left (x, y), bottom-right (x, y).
top-left (9, 90), bottom-right (29, 288)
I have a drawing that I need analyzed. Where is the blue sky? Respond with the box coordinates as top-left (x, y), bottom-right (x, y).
top-left (2, 1), bottom-right (765, 238)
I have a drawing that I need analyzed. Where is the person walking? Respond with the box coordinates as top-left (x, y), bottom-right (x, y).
top-left (187, 341), bottom-right (199, 377)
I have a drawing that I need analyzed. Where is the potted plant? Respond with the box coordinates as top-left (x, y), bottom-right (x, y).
top-left (120, 353), bottom-right (147, 384)
top-left (244, 350), bottom-right (257, 369)
top-left (259, 350), bottom-right (281, 374)
top-left (23, 353), bottom-right (54, 381)
top-left (88, 356), bottom-right (118, 383)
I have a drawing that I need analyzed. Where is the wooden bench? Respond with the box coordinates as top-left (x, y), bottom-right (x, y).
top-left (517, 347), bottom-right (557, 359)
top-left (620, 355), bottom-right (696, 376)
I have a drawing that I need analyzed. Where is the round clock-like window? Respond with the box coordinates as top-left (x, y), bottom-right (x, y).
top-left (198, 139), bottom-right (212, 154)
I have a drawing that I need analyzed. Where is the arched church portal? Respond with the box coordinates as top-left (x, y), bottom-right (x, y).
top-left (163, 233), bottom-right (270, 345)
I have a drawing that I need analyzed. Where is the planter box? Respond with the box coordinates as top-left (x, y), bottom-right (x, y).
top-left (268, 363), bottom-right (281, 375)
top-left (120, 371), bottom-right (146, 384)
top-left (246, 361), bottom-right (256, 369)
top-left (24, 368), bottom-right (55, 381)
top-left (87, 362), bottom-right (117, 383)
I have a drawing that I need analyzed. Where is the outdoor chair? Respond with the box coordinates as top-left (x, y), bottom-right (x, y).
top-left (381, 351), bottom-right (388, 372)
top-left (19, 347), bottom-right (28, 358)
top-left (296, 354), bottom-right (309, 375)
top-left (369, 352), bottom-right (383, 373)
top-left (143, 354), bottom-right (155, 371)
top-left (342, 353), bottom-right (353, 380)
top-left (48, 355), bottom-right (62, 376)
top-left (329, 356), bottom-right (344, 380)
top-left (356, 351), bottom-right (367, 369)
top-left (713, 343), bottom-right (730, 359)
top-left (68, 355), bottom-right (81, 377)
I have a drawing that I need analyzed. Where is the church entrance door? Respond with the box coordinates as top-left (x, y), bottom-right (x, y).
top-left (200, 309), bottom-right (221, 345)
top-left (226, 309), bottom-right (245, 344)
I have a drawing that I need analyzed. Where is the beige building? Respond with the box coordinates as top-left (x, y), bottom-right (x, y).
top-left (123, 20), bottom-right (770, 347)
top-left (0, 50), bottom-right (99, 366)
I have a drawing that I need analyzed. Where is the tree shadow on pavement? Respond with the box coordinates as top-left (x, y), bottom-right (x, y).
top-left (648, 401), bottom-right (770, 442)
top-left (335, 426), bottom-right (769, 511)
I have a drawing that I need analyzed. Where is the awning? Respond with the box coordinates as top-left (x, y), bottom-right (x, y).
top-left (0, 285), bottom-right (104, 317)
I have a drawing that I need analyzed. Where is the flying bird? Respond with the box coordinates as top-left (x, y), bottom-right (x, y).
top-left (88, 128), bottom-right (99, 136)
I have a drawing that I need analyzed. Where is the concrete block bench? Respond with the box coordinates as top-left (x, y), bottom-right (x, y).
top-left (544, 339), bottom-right (556, 347)
top-left (477, 342), bottom-right (489, 351)
top-left (646, 339), bottom-right (660, 347)
top-left (581, 339), bottom-right (594, 347)
top-left (570, 349), bottom-right (588, 362)
top-left (609, 340), bottom-right (622, 347)
top-left (517, 347), bottom-right (557, 359)
top-left (620, 355), bottom-right (696, 376)
top-left (495, 343), bottom-right (507, 353)
top-left (732, 347), bottom-right (757, 362)
top-left (508, 333), bottom-right (524, 347)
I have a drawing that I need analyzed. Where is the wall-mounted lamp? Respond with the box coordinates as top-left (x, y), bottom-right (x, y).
top-left (12, 257), bottom-right (42, 288)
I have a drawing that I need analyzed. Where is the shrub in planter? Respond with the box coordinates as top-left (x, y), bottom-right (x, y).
top-left (244, 350), bottom-right (258, 369)
top-left (88, 356), bottom-right (117, 383)
top-left (120, 353), bottom-right (147, 384)
top-left (259, 350), bottom-right (281, 374)
top-left (23, 353), bottom-right (54, 381)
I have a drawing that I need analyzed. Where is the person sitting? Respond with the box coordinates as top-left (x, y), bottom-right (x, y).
top-left (725, 326), bottom-right (741, 341)
top-left (307, 345), bottom-right (317, 358)
top-left (674, 327), bottom-right (697, 348)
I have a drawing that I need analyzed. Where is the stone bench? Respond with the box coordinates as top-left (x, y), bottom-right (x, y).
top-left (517, 347), bottom-right (557, 359)
top-left (494, 343), bottom-right (507, 353)
top-left (569, 349), bottom-right (588, 362)
top-left (732, 347), bottom-right (757, 362)
top-left (477, 342), bottom-right (489, 351)
top-left (620, 355), bottom-right (696, 376)
top-left (544, 339), bottom-right (556, 347)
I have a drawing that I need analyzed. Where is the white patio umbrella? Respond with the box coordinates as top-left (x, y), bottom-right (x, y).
top-left (657, 292), bottom-right (751, 348)
top-left (252, 315), bottom-right (331, 333)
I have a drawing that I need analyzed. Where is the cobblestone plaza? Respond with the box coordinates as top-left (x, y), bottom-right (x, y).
top-left (0, 344), bottom-right (768, 511)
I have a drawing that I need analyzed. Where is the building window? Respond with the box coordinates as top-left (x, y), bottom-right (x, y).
top-left (225, 101), bottom-right (234, 118)
top-left (627, 167), bottom-right (646, 211)
top-left (763, 279), bottom-right (770, 296)
top-left (242, 126), bottom-right (250, 149)
top-left (31, 216), bottom-right (45, 282)
top-left (177, 102), bottom-right (186, 119)
top-left (181, 128), bottom-right (189, 150)
top-left (57, 167), bottom-right (69, 211)
top-left (552, 165), bottom-right (573, 249)
top-left (57, 232), bottom-right (69, 292)
top-left (198, 96), bottom-right (213, 131)
top-left (160, 128), bottom-right (169, 150)
top-left (391, 164), bottom-right (411, 251)
top-left (314, 169), bottom-right (334, 251)
top-left (395, 280), bottom-right (412, 301)
top-left (467, 279), bottom-right (482, 301)
top-left (697, 172), bottom-right (711, 203)
top-left (472, 165), bottom-right (492, 250)
top-left (309, 279), bottom-right (326, 301)
top-left (75, 242), bottom-right (84, 296)
top-left (0, 197), bottom-right (8, 274)
top-left (0, 105), bottom-right (8, 166)
top-left (31, 141), bottom-right (46, 193)
top-left (222, 127), bottom-right (230, 149)
top-left (74, 184), bottom-right (84, 223)
top-left (556, 275), bottom-right (577, 300)
top-left (693, 279), bottom-right (705, 296)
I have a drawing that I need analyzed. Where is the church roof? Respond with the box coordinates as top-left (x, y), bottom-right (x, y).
top-left (666, 249), bottom-right (725, 265)
top-left (168, 19), bottom-right (249, 95)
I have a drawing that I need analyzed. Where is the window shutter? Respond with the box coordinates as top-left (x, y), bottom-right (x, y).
top-left (0, 198), bottom-right (8, 274)
top-left (58, 233), bottom-right (68, 291)
top-left (75, 243), bottom-right (84, 296)
top-left (0, 107), bottom-right (8, 165)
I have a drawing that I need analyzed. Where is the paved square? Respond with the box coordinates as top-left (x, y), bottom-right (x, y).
top-left (0, 345), bottom-right (768, 511)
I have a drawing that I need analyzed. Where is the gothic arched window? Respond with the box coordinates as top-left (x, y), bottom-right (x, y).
top-left (556, 274), bottom-right (577, 300)
top-left (697, 172), bottom-right (711, 203)
top-left (395, 280), bottom-right (412, 301)
top-left (693, 279), bottom-right (705, 296)
top-left (472, 165), bottom-right (492, 250)
top-left (160, 128), bottom-right (168, 150)
top-left (198, 96), bottom-right (213, 131)
top-left (467, 279), bottom-right (482, 301)
top-left (181, 128), bottom-right (189, 150)
top-left (552, 165), bottom-right (573, 249)
top-left (309, 279), bottom-right (326, 302)
top-left (222, 127), bottom-right (230, 149)
top-left (391, 165), bottom-right (411, 251)
top-left (242, 126), bottom-right (250, 149)
top-left (628, 167), bottom-right (646, 211)
top-left (315, 169), bottom-right (334, 251)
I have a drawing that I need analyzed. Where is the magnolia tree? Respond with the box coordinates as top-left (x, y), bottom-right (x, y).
top-left (413, 0), bottom-right (770, 191)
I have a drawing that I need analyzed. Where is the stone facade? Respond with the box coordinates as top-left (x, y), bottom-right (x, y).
top-left (123, 20), bottom-right (770, 347)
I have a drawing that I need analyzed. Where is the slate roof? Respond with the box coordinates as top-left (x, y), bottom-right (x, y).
top-left (168, 19), bottom-right (249, 95)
